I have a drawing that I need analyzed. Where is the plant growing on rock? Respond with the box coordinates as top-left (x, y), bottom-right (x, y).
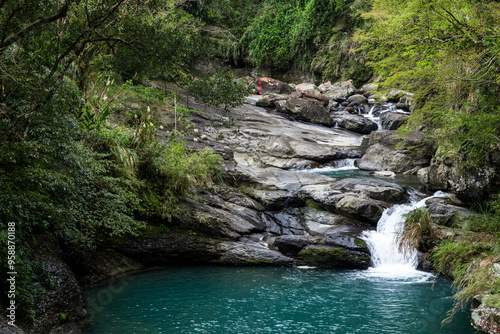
top-left (398, 208), bottom-right (433, 256)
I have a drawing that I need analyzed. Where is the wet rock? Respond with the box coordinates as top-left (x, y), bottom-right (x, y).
top-left (380, 112), bottom-right (409, 130)
top-left (285, 91), bottom-right (331, 126)
top-left (119, 231), bottom-right (224, 266)
top-left (320, 80), bottom-right (357, 101)
top-left (331, 178), bottom-right (406, 203)
top-left (297, 179), bottom-right (404, 225)
top-left (471, 305), bottom-right (500, 334)
top-left (347, 94), bottom-right (368, 104)
top-left (273, 235), bottom-right (316, 256)
top-left (418, 156), bottom-right (500, 201)
top-left (334, 194), bottom-right (386, 225)
top-left (296, 83), bottom-right (319, 92)
top-left (324, 225), bottom-right (369, 252)
top-left (226, 164), bottom-right (332, 210)
top-left (361, 83), bottom-right (379, 93)
top-left (331, 111), bottom-right (378, 134)
top-left (218, 240), bottom-right (294, 266)
top-left (267, 209), bottom-right (308, 235)
top-left (425, 197), bottom-right (478, 227)
top-left (256, 77), bottom-right (294, 95)
top-left (30, 236), bottom-right (87, 334)
top-left (298, 245), bottom-right (371, 269)
top-left (256, 93), bottom-right (289, 108)
top-left (359, 130), bottom-right (435, 173)
top-left (378, 89), bottom-right (414, 103)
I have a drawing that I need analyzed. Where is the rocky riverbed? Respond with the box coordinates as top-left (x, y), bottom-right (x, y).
top-left (7, 77), bottom-right (498, 334)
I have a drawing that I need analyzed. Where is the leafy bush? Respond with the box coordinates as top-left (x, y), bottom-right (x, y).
top-left (398, 208), bottom-right (433, 255)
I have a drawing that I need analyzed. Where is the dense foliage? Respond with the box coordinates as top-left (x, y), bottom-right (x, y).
top-left (0, 0), bottom-right (245, 324)
top-left (356, 0), bottom-right (500, 165)
top-left (199, 0), bottom-right (372, 84)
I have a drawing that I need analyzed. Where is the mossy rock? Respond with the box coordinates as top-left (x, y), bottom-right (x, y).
top-left (298, 245), bottom-right (370, 269)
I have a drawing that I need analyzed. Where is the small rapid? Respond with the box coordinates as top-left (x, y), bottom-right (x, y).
top-left (361, 190), bottom-right (448, 279)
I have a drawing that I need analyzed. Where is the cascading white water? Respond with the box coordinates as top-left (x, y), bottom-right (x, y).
top-left (301, 158), bottom-right (358, 173)
top-left (365, 106), bottom-right (383, 130)
top-left (361, 190), bottom-right (447, 277)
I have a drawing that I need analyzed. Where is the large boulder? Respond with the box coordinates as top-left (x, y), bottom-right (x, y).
top-left (425, 197), bottom-right (477, 227)
top-left (471, 305), bottom-right (500, 334)
top-left (297, 178), bottom-right (407, 225)
top-left (418, 153), bottom-right (500, 201)
top-left (298, 245), bottom-right (370, 268)
top-left (358, 130), bottom-right (435, 173)
top-left (320, 80), bottom-right (357, 101)
top-left (296, 83), bottom-right (319, 93)
top-left (347, 94), bottom-right (368, 104)
top-left (218, 239), bottom-right (294, 266)
top-left (285, 91), bottom-right (331, 126)
top-left (380, 112), bottom-right (409, 130)
top-left (256, 93), bottom-right (289, 108)
top-left (331, 112), bottom-right (378, 134)
top-left (256, 77), bottom-right (294, 95)
top-left (324, 225), bottom-right (369, 253)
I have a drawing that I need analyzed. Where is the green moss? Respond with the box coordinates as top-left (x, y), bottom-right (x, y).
top-left (299, 247), bottom-right (369, 267)
top-left (306, 199), bottom-right (322, 211)
top-left (354, 238), bottom-right (367, 249)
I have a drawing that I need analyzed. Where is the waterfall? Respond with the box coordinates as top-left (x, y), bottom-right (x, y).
top-left (365, 106), bottom-right (383, 130)
top-left (361, 190), bottom-right (447, 276)
top-left (300, 159), bottom-right (358, 173)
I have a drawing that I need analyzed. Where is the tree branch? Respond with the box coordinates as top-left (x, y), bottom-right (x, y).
top-left (0, 0), bottom-right (72, 52)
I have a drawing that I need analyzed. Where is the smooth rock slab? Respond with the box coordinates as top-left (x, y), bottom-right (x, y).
top-left (218, 240), bottom-right (294, 266)
top-left (331, 178), bottom-right (406, 203)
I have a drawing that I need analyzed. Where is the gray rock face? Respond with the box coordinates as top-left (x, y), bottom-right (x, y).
top-left (256, 77), bottom-right (294, 95)
top-left (285, 91), bottom-right (331, 126)
top-left (218, 239), bottom-right (294, 266)
top-left (195, 96), bottom-right (363, 170)
top-left (331, 178), bottom-right (406, 203)
top-left (256, 93), bottom-right (289, 108)
top-left (359, 130), bottom-right (435, 173)
top-left (320, 80), bottom-right (357, 101)
top-left (425, 198), bottom-right (477, 227)
top-left (418, 159), bottom-right (500, 201)
top-left (30, 237), bottom-right (87, 334)
top-left (471, 305), bottom-right (500, 334)
top-left (331, 112), bottom-right (378, 134)
top-left (380, 112), bottom-right (409, 130)
top-left (273, 235), bottom-right (316, 256)
top-left (324, 225), bottom-right (369, 252)
top-left (298, 178), bottom-right (407, 225)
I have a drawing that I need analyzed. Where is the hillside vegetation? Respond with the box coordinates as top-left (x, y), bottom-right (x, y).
top-left (0, 0), bottom-right (499, 329)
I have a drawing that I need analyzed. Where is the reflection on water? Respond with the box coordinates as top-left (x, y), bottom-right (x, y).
top-left (82, 266), bottom-right (473, 334)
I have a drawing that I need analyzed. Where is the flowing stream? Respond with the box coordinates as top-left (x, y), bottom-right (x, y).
top-left (361, 191), bottom-right (447, 278)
